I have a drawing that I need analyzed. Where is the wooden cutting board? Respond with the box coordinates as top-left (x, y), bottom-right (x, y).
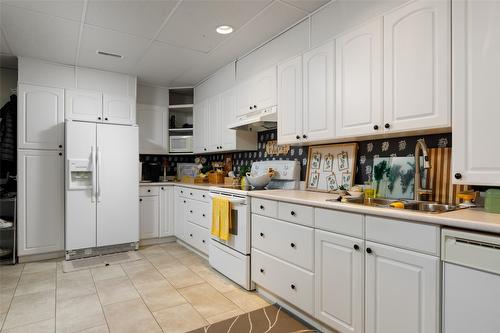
top-left (428, 148), bottom-right (470, 205)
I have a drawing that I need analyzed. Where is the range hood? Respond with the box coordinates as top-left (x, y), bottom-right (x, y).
top-left (228, 106), bottom-right (277, 132)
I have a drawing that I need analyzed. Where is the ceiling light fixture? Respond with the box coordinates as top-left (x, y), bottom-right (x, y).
top-left (96, 50), bottom-right (123, 59)
top-left (216, 25), bottom-right (233, 35)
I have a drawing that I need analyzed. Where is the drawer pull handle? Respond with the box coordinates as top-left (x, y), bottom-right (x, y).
top-left (290, 243), bottom-right (296, 248)
top-left (366, 247), bottom-right (372, 254)
top-left (190, 234), bottom-right (193, 237)
top-left (190, 192), bottom-right (193, 196)
top-left (260, 232), bottom-right (264, 237)
top-left (290, 211), bottom-right (296, 216)
top-left (203, 195), bottom-right (206, 198)
top-left (190, 210), bottom-right (193, 213)
top-left (139, 198), bottom-right (142, 202)
top-left (183, 200), bottom-right (186, 203)
top-left (353, 244), bottom-right (359, 250)
top-left (384, 123), bottom-right (390, 129)
top-left (181, 191), bottom-right (184, 194)
top-left (296, 135), bottom-right (300, 139)
top-left (202, 214), bottom-right (205, 217)
top-left (148, 189), bottom-right (151, 192)
top-left (260, 268), bottom-right (264, 273)
top-left (259, 205), bottom-right (264, 210)
top-left (290, 284), bottom-right (296, 290)
top-left (161, 187), bottom-right (164, 190)
top-left (202, 240), bottom-right (205, 243)
top-left (373, 125), bottom-right (379, 130)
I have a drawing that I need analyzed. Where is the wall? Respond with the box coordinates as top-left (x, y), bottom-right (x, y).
top-left (0, 68), bottom-right (17, 106)
top-left (137, 84), bottom-right (169, 107)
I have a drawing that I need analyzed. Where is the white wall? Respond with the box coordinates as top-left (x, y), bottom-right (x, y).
top-left (137, 83), bottom-right (169, 107)
top-left (0, 68), bottom-right (17, 107)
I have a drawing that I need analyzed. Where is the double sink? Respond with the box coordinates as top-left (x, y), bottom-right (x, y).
top-left (334, 197), bottom-right (460, 214)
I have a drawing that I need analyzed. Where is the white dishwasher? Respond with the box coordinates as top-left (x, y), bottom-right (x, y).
top-left (442, 228), bottom-right (500, 333)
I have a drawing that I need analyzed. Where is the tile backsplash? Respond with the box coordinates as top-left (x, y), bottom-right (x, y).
top-left (140, 130), bottom-right (452, 184)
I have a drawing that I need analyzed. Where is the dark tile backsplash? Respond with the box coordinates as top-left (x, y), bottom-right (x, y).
top-left (140, 130), bottom-right (452, 184)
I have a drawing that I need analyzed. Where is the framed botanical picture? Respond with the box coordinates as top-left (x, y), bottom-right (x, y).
top-left (309, 171), bottom-right (320, 188)
top-left (323, 154), bottom-right (334, 172)
top-left (311, 152), bottom-right (321, 169)
top-left (306, 143), bottom-right (358, 192)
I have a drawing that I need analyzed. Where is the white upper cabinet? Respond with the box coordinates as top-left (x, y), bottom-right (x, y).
top-left (236, 66), bottom-right (277, 118)
top-left (207, 95), bottom-right (222, 152)
top-left (278, 55), bottom-right (303, 144)
top-left (137, 104), bottom-right (168, 155)
top-left (452, 0), bottom-right (500, 186)
top-left (65, 89), bottom-right (103, 122)
top-left (336, 18), bottom-right (383, 138)
top-left (17, 149), bottom-right (64, 255)
top-left (303, 41), bottom-right (335, 142)
top-left (18, 84), bottom-right (64, 150)
top-left (365, 241), bottom-right (439, 333)
top-left (193, 100), bottom-right (208, 154)
top-left (103, 94), bottom-right (136, 125)
top-left (383, 0), bottom-right (451, 132)
top-left (220, 88), bottom-right (238, 150)
top-left (315, 230), bottom-right (364, 333)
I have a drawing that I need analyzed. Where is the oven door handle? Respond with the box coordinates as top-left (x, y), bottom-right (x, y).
top-left (209, 193), bottom-right (246, 205)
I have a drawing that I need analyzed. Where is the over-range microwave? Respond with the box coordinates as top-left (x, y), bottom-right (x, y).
top-left (170, 135), bottom-right (193, 153)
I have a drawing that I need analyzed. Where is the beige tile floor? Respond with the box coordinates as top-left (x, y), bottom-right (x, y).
top-left (0, 242), bottom-right (269, 333)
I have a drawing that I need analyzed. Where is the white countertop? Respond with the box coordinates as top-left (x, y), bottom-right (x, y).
top-left (247, 189), bottom-right (500, 234)
top-left (139, 181), bottom-right (213, 190)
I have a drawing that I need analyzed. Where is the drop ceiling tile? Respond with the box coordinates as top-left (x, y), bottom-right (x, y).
top-left (156, 0), bottom-right (272, 53)
top-left (85, 0), bottom-right (179, 39)
top-left (0, 4), bottom-right (80, 65)
top-left (135, 41), bottom-right (204, 86)
top-left (78, 25), bottom-right (151, 73)
top-left (280, 0), bottom-right (330, 13)
top-left (0, 0), bottom-right (84, 21)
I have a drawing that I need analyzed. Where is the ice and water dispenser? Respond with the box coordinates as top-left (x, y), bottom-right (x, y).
top-left (67, 159), bottom-right (93, 190)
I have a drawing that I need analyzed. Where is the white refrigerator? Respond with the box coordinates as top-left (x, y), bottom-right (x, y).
top-left (65, 121), bottom-right (139, 254)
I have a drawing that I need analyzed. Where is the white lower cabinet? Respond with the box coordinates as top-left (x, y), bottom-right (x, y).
top-left (174, 195), bottom-right (187, 241)
top-left (159, 186), bottom-right (174, 237)
top-left (17, 150), bottom-right (64, 256)
top-left (315, 230), bottom-right (364, 333)
top-left (139, 195), bottom-right (159, 239)
top-left (365, 241), bottom-right (440, 333)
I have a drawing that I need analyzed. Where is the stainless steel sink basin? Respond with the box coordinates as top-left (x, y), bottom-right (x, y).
top-left (336, 196), bottom-right (460, 213)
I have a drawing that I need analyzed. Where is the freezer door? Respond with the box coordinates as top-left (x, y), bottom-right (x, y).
top-left (96, 124), bottom-right (139, 246)
top-left (65, 121), bottom-right (97, 250)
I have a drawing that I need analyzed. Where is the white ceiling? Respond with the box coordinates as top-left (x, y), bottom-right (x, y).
top-left (0, 0), bottom-right (329, 87)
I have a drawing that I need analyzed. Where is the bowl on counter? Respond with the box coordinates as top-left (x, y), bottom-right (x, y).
top-left (245, 173), bottom-right (273, 189)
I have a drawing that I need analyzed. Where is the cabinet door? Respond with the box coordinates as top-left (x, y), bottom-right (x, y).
top-left (252, 66), bottom-right (277, 111)
top-left (136, 104), bottom-right (168, 154)
top-left (65, 89), bottom-right (103, 122)
top-left (17, 150), bottom-right (64, 255)
top-left (193, 100), bottom-right (208, 153)
top-left (159, 186), bottom-right (174, 237)
top-left (236, 79), bottom-right (253, 117)
top-left (383, 0), bottom-right (451, 132)
top-left (220, 88), bottom-right (237, 151)
top-left (139, 196), bottom-right (159, 240)
top-left (278, 55), bottom-right (303, 144)
top-left (18, 84), bottom-right (64, 150)
top-left (207, 95), bottom-right (221, 152)
top-left (315, 230), bottom-right (364, 333)
top-left (103, 94), bottom-right (136, 125)
top-left (303, 42), bottom-right (335, 142)
top-left (336, 18), bottom-right (383, 138)
top-left (365, 241), bottom-right (439, 333)
top-left (174, 195), bottom-right (187, 240)
top-left (452, 0), bottom-right (500, 186)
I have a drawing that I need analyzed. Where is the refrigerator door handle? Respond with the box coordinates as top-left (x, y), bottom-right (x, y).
top-left (97, 146), bottom-right (102, 202)
top-left (91, 146), bottom-right (96, 203)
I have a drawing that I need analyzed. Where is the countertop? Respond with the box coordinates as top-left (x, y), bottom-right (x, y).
top-left (139, 181), bottom-right (213, 190)
top-left (247, 189), bottom-right (500, 234)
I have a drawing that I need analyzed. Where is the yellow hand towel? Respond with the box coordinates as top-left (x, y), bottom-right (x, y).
top-left (211, 196), bottom-right (232, 241)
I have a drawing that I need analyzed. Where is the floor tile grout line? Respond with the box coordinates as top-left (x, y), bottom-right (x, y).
top-left (0, 264), bottom-right (23, 331)
top-left (90, 264), bottom-right (112, 333)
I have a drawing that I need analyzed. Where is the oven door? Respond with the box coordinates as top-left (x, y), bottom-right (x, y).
top-left (209, 193), bottom-right (250, 255)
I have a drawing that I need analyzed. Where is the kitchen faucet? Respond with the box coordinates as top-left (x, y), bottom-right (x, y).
top-left (414, 139), bottom-right (433, 201)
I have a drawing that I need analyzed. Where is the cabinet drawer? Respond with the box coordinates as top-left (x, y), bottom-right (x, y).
top-left (252, 215), bottom-right (314, 271)
top-left (140, 186), bottom-right (159, 197)
top-left (252, 249), bottom-right (314, 315)
top-left (186, 200), bottom-right (211, 229)
top-left (315, 208), bottom-right (364, 238)
top-left (278, 202), bottom-right (314, 227)
top-left (175, 186), bottom-right (189, 197)
top-left (251, 198), bottom-right (278, 218)
top-left (184, 221), bottom-right (209, 255)
top-left (185, 188), bottom-right (210, 203)
top-left (366, 216), bottom-right (440, 256)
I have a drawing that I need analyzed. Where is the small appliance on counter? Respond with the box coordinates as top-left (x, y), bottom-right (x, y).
top-left (141, 162), bottom-right (162, 182)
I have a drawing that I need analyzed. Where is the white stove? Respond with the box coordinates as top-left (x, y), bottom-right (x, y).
top-left (208, 160), bottom-right (300, 290)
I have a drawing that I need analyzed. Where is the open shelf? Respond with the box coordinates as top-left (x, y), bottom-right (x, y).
top-left (169, 104), bottom-right (193, 109)
top-left (169, 128), bottom-right (193, 132)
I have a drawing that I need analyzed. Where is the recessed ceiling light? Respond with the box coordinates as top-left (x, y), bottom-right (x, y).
top-left (216, 25), bottom-right (233, 35)
top-left (96, 50), bottom-right (123, 59)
